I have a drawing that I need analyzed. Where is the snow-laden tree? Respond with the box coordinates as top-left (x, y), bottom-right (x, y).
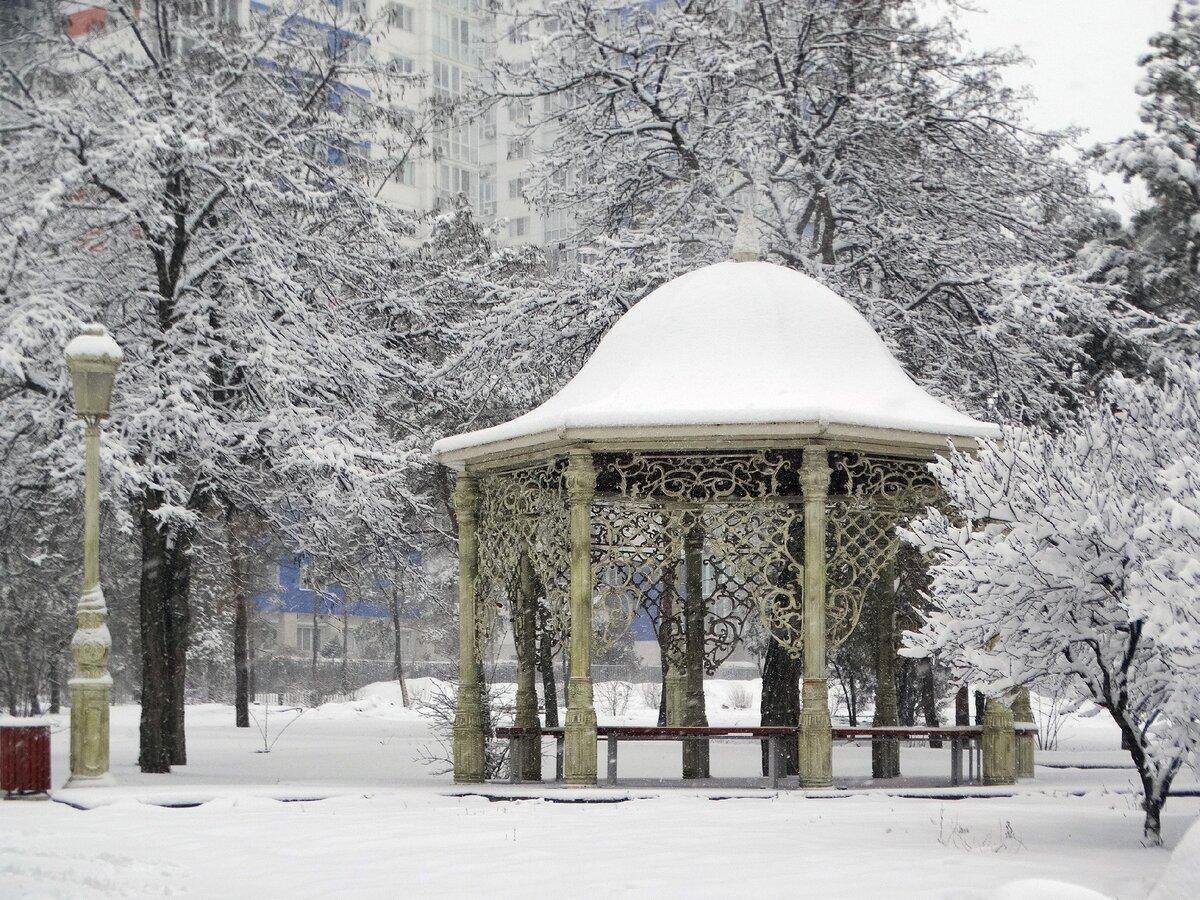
top-left (1098, 0), bottom-right (1200, 321)
top-left (903, 365), bottom-right (1200, 845)
top-left (0, 2), bottom-right (431, 770)
top-left (486, 0), bottom-right (1175, 424)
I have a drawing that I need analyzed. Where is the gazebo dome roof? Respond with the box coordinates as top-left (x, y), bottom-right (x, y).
top-left (434, 260), bottom-right (999, 464)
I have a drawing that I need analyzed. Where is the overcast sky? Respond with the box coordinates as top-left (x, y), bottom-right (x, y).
top-left (954, 0), bottom-right (1178, 214)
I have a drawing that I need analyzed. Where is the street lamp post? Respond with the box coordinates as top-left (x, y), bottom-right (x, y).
top-left (64, 323), bottom-right (122, 787)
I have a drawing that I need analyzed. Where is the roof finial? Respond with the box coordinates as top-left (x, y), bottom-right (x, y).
top-left (731, 186), bottom-right (761, 262)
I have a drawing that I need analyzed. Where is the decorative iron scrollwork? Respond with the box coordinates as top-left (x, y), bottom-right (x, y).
top-left (470, 448), bottom-right (944, 667)
top-left (597, 450), bottom-right (796, 502)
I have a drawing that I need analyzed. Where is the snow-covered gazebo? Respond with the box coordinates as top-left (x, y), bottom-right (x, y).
top-left (433, 248), bottom-right (999, 788)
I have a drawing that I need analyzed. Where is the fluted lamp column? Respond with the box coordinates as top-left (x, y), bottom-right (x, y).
top-left (64, 323), bottom-right (122, 788)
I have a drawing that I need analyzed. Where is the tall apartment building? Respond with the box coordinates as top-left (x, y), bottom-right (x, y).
top-left (367, 0), bottom-right (550, 249)
top-left (3, 1), bottom-right (552, 248)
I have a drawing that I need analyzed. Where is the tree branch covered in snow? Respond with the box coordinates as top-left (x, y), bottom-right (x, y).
top-left (903, 365), bottom-right (1200, 844)
top-left (482, 0), bottom-right (1185, 424)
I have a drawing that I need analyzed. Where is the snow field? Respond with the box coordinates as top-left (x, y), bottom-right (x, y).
top-left (0, 680), bottom-right (1196, 897)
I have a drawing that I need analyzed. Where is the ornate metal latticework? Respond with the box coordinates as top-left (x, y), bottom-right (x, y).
top-left (598, 450), bottom-right (797, 502)
top-left (471, 448), bottom-right (943, 668)
top-left (475, 459), bottom-right (570, 644)
top-left (824, 451), bottom-right (943, 648)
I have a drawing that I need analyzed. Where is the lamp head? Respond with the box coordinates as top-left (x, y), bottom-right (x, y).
top-left (65, 323), bottom-right (122, 419)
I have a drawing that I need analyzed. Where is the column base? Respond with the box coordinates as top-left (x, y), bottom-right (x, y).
top-left (982, 698), bottom-right (1016, 786)
top-left (564, 698), bottom-right (597, 786)
top-left (62, 772), bottom-right (116, 789)
top-left (798, 678), bottom-right (832, 788)
top-left (453, 681), bottom-right (486, 783)
top-left (68, 681), bottom-right (111, 784)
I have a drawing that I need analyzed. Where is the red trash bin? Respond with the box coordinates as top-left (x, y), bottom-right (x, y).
top-left (0, 721), bottom-right (52, 797)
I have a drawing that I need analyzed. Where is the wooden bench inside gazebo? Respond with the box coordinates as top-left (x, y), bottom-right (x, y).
top-left (434, 226), bottom-right (1034, 791)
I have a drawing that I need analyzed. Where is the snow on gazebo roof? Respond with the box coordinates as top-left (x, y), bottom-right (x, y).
top-left (434, 259), bottom-right (999, 466)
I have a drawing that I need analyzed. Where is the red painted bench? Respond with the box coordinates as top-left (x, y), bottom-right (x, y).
top-left (496, 723), bottom-right (1037, 788)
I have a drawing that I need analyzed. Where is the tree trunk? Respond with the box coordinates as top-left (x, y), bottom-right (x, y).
top-left (340, 607), bottom-right (350, 695)
top-left (897, 658), bottom-right (918, 727)
top-left (955, 685), bottom-right (970, 726)
top-left (138, 495), bottom-right (172, 773)
top-left (310, 601), bottom-right (319, 703)
top-left (24, 642), bottom-right (41, 715)
top-left (164, 528), bottom-right (193, 766)
top-left (974, 690), bottom-right (986, 726)
top-left (536, 615), bottom-right (558, 729)
top-left (48, 657), bottom-right (60, 715)
top-left (388, 587), bottom-right (410, 706)
top-left (920, 659), bottom-right (942, 748)
top-left (228, 513), bottom-right (250, 728)
top-left (681, 529), bottom-right (709, 780)
top-left (871, 576), bottom-right (900, 779)
top-left (760, 636), bottom-right (801, 776)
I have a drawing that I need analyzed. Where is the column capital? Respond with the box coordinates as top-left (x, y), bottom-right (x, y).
top-left (800, 446), bottom-right (831, 498)
top-left (451, 473), bottom-right (479, 524)
top-left (565, 449), bottom-right (596, 503)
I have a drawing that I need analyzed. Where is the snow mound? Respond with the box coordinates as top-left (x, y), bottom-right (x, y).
top-left (435, 260), bottom-right (998, 456)
top-left (308, 680), bottom-right (432, 722)
top-left (989, 879), bottom-right (1109, 900)
top-left (1151, 815), bottom-right (1200, 899)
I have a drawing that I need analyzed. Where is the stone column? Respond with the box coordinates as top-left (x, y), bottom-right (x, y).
top-left (682, 525), bottom-right (710, 779)
top-left (798, 446), bottom-right (833, 788)
top-left (1011, 688), bottom-right (1035, 779)
top-left (981, 696), bottom-right (1016, 786)
top-left (67, 420), bottom-right (114, 786)
top-left (660, 567), bottom-right (685, 725)
top-left (452, 474), bottom-right (486, 783)
top-left (564, 450), bottom-right (598, 785)
top-left (512, 554), bottom-right (542, 781)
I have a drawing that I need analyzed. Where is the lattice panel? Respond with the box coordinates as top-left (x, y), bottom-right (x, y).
top-left (590, 500), bottom-right (677, 656)
top-left (475, 459), bottom-right (570, 644)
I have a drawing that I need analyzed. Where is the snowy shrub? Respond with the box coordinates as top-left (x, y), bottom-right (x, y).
top-left (726, 683), bottom-right (753, 710)
top-left (418, 679), bottom-right (513, 779)
top-left (595, 680), bottom-right (633, 717)
top-left (638, 680), bottom-right (663, 712)
top-left (904, 365), bottom-right (1200, 845)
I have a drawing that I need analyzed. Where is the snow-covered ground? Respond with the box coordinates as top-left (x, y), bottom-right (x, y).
top-left (2, 679), bottom-right (1197, 898)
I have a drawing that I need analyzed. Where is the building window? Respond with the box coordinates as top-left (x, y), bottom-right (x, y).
top-left (506, 98), bottom-right (531, 124)
top-left (391, 157), bottom-right (415, 187)
top-left (297, 624), bottom-right (315, 653)
top-left (506, 138), bottom-right (528, 160)
top-left (508, 21), bottom-right (530, 44)
top-left (508, 177), bottom-right (526, 200)
top-left (437, 163), bottom-right (473, 197)
top-left (433, 9), bottom-right (471, 62)
top-left (432, 60), bottom-right (463, 97)
top-left (390, 53), bottom-right (415, 75)
top-left (508, 216), bottom-right (529, 238)
top-left (387, 3), bottom-right (414, 32)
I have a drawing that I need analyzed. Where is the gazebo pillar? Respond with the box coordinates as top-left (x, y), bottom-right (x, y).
top-left (452, 474), bottom-right (486, 783)
top-left (798, 446), bottom-right (833, 788)
top-left (1012, 687), bottom-right (1036, 779)
top-left (564, 449), bottom-right (598, 785)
